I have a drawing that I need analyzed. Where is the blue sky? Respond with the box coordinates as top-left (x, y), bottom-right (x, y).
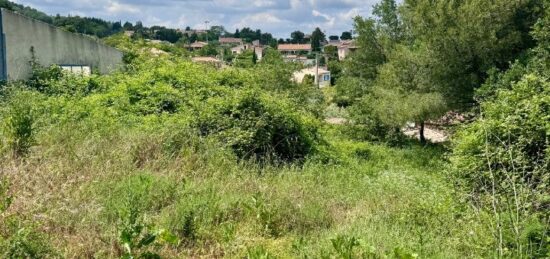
top-left (12, 0), bottom-right (379, 38)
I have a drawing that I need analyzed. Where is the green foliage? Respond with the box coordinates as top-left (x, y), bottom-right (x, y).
top-left (246, 245), bottom-right (275, 259)
top-left (1, 227), bottom-right (53, 258)
top-left (331, 235), bottom-right (361, 259)
top-left (0, 90), bottom-right (36, 157)
top-left (234, 50), bottom-right (257, 68)
top-left (400, 0), bottom-right (543, 109)
top-left (197, 90), bottom-right (320, 162)
top-left (342, 17), bottom-right (386, 82)
top-left (311, 27), bottom-right (326, 52)
top-left (118, 204), bottom-right (178, 259)
top-left (451, 15), bottom-right (550, 254)
top-left (368, 45), bottom-right (447, 127)
top-left (260, 48), bottom-right (284, 65)
top-left (334, 77), bottom-right (368, 107)
top-left (198, 43), bottom-right (219, 57)
top-left (0, 178), bottom-right (54, 258)
top-left (340, 31), bottom-right (352, 40)
top-left (2, 4), bottom-right (539, 256)
top-left (0, 179), bottom-right (11, 214)
top-left (0, 0), bottom-right (52, 23)
top-left (302, 74), bottom-right (315, 86)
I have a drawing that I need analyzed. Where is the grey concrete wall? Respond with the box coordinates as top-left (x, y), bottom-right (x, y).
top-left (0, 8), bottom-right (123, 81)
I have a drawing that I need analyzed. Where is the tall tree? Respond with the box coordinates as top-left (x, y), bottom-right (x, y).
top-left (290, 31), bottom-right (305, 44)
top-left (340, 31), bottom-right (353, 40)
top-left (310, 27), bottom-right (326, 51)
top-left (373, 0), bottom-right (403, 43)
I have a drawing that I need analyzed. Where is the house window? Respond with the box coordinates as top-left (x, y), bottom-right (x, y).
top-left (61, 65), bottom-right (91, 76)
top-left (323, 74), bottom-right (330, 82)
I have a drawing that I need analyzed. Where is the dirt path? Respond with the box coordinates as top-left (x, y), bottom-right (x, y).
top-left (403, 127), bottom-right (449, 143)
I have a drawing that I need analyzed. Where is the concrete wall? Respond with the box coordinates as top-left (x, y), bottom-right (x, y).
top-left (0, 8), bottom-right (123, 81)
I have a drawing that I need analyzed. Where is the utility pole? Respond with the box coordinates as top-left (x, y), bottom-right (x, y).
top-left (315, 52), bottom-right (320, 89)
top-left (204, 20), bottom-right (210, 43)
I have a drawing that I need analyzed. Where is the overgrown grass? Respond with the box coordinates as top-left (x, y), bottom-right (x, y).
top-left (0, 122), bottom-right (494, 257)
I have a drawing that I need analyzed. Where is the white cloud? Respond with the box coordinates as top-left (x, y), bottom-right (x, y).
top-left (233, 12), bottom-right (283, 29)
top-left (12, 0), bottom-right (379, 37)
top-left (106, 1), bottom-right (139, 14)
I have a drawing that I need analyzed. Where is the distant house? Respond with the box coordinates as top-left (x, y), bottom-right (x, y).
top-left (326, 39), bottom-right (341, 47)
top-left (337, 40), bottom-right (358, 60)
top-left (219, 37), bottom-right (243, 45)
top-left (191, 56), bottom-right (224, 68)
top-left (277, 44), bottom-right (312, 55)
top-left (0, 8), bottom-right (123, 81)
top-left (188, 41), bottom-right (208, 51)
top-left (283, 55), bottom-right (314, 66)
top-left (231, 44), bottom-right (265, 61)
top-left (293, 67), bottom-right (331, 88)
top-left (254, 46), bottom-right (265, 61)
top-left (124, 30), bottom-right (135, 37)
top-left (182, 29), bottom-right (207, 36)
top-left (230, 44), bottom-right (251, 55)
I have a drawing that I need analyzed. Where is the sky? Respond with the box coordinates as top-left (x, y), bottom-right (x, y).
top-left (12, 0), bottom-right (379, 38)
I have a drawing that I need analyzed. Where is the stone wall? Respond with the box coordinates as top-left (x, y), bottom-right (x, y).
top-left (0, 8), bottom-right (123, 80)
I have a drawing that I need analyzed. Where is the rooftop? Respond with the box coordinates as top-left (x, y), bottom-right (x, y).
top-left (300, 67), bottom-right (330, 74)
top-left (189, 41), bottom-right (208, 48)
top-left (278, 44), bottom-right (312, 51)
top-left (219, 37), bottom-right (243, 44)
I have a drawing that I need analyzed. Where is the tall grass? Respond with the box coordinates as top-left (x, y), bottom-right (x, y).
top-left (0, 120), bottom-right (494, 257)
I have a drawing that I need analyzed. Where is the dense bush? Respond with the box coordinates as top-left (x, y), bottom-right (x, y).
top-left (451, 8), bottom-right (550, 256)
top-left (451, 73), bottom-right (550, 257)
top-left (0, 90), bottom-right (38, 157)
top-left (197, 90), bottom-right (320, 162)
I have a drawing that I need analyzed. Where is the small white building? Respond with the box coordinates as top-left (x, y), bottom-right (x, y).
top-left (293, 67), bottom-right (331, 88)
top-left (337, 40), bottom-right (358, 60)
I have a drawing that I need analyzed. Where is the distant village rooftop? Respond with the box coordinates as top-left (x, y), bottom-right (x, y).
top-left (219, 37), bottom-right (243, 44)
top-left (277, 44), bottom-right (312, 51)
top-left (188, 41), bottom-right (208, 49)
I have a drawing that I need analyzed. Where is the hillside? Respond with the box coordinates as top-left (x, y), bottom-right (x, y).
top-left (0, 0), bottom-right (549, 258)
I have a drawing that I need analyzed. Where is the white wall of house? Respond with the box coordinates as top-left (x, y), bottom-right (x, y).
top-left (293, 68), bottom-right (331, 88)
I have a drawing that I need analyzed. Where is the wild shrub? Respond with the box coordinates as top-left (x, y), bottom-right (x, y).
top-left (27, 64), bottom-right (64, 93)
top-left (0, 179), bottom-right (54, 258)
top-left (451, 73), bottom-right (549, 256)
top-left (197, 90), bottom-right (320, 162)
top-left (1, 227), bottom-right (54, 258)
top-left (333, 77), bottom-right (369, 107)
top-left (346, 99), bottom-right (405, 144)
top-left (99, 173), bottom-right (179, 223)
top-left (0, 90), bottom-right (37, 158)
top-left (246, 245), bottom-right (275, 259)
top-left (117, 203), bottom-right (179, 259)
top-left (0, 178), bottom-right (11, 214)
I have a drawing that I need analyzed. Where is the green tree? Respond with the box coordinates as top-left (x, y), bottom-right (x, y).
top-left (260, 48), bottom-right (284, 65)
top-left (373, 0), bottom-right (403, 44)
top-left (291, 31), bottom-right (306, 44)
top-left (340, 31), bottom-right (352, 40)
top-left (400, 0), bottom-right (543, 109)
top-left (323, 45), bottom-right (338, 62)
top-left (310, 27), bottom-right (326, 52)
top-left (342, 17), bottom-right (386, 83)
top-left (234, 50), bottom-right (256, 68)
top-left (367, 45), bottom-right (446, 143)
top-left (198, 43), bottom-right (219, 56)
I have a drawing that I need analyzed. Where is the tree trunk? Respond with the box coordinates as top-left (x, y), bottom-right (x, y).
top-left (419, 121), bottom-right (426, 144)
